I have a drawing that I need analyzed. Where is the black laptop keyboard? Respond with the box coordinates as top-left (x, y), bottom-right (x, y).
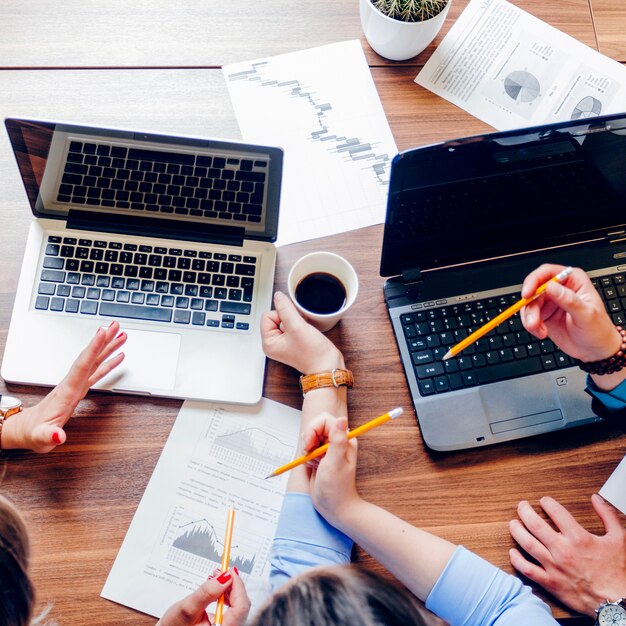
top-left (35, 235), bottom-right (257, 331)
top-left (58, 142), bottom-right (267, 223)
top-left (401, 272), bottom-right (626, 396)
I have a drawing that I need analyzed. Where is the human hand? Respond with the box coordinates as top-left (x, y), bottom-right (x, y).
top-left (509, 494), bottom-right (626, 617)
top-left (520, 264), bottom-right (620, 362)
top-left (261, 291), bottom-right (344, 374)
top-left (1, 322), bottom-right (126, 453)
top-left (308, 416), bottom-right (361, 528)
top-left (156, 569), bottom-right (250, 626)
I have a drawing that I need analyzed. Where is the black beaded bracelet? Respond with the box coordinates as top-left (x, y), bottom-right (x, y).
top-left (576, 326), bottom-right (626, 375)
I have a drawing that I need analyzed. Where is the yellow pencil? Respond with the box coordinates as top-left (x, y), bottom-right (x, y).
top-left (442, 266), bottom-right (573, 361)
top-left (265, 407), bottom-right (403, 479)
top-left (214, 507), bottom-right (235, 626)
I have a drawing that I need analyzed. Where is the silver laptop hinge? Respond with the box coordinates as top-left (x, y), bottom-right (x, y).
top-left (608, 230), bottom-right (626, 245)
top-left (401, 267), bottom-right (423, 284)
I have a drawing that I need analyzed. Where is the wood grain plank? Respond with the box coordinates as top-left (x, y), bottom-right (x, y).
top-left (0, 0), bottom-right (599, 69)
top-left (590, 0), bottom-right (626, 60)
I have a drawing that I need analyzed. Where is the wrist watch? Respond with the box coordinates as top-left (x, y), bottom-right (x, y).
top-left (0, 394), bottom-right (23, 451)
top-left (299, 368), bottom-right (354, 395)
top-left (596, 598), bottom-right (626, 625)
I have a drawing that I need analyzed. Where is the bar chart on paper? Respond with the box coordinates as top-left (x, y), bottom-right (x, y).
top-left (224, 40), bottom-right (398, 246)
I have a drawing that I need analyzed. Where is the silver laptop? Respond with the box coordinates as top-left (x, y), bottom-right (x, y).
top-left (2, 118), bottom-right (283, 403)
top-left (381, 113), bottom-right (626, 451)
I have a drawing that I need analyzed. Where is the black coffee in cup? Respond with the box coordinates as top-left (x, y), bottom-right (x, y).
top-left (295, 272), bottom-right (347, 315)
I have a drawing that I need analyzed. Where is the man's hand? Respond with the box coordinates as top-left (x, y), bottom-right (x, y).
top-left (156, 570), bottom-right (250, 626)
top-left (509, 494), bottom-right (626, 617)
top-left (2, 321), bottom-right (126, 452)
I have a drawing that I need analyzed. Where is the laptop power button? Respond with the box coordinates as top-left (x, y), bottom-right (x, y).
top-left (556, 376), bottom-right (567, 386)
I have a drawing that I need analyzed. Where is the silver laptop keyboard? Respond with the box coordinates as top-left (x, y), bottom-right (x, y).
top-left (402, 271), bottom-right (626, 396)
top-left (35, 235), bottom-right (257, 332)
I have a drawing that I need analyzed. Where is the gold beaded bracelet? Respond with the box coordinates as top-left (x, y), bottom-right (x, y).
top-left (577, 326), bottom-right (626, 375)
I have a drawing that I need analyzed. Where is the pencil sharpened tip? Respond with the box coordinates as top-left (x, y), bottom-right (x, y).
top-left (263, 473), bottom-right (275, 480)
top-left (442, 351), bottom-right (452, 361)
top-left (389, 407), bottom-right (403, 419)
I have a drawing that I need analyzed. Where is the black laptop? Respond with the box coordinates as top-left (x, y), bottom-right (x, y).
top-left (381, 113), bottom-right (626, 451)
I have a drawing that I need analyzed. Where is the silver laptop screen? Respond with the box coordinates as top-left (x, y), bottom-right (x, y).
top-left (5, 118), bottom-right (283, 243)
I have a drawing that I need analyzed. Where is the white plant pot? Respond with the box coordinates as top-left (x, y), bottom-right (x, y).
top-left (360, 0), bottom-right (451, 61)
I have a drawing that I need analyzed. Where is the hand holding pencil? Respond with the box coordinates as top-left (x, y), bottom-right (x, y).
top-left (443, 267), bottom-right (573, 360)
top-left (519, 264), bottom-right (622, 364)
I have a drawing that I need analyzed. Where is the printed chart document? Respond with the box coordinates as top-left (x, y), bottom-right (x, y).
top-left (415, 0), bottom-right (626, 130)
top-left (102, 399), bottom-right (301, 618)
top-left (224, 40), bottom-right (397, 247)
top-left (600, 454), bottom-right (626, 516)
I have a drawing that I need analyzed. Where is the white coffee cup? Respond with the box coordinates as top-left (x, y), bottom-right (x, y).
top-left (287, 252), bottom-right (359, 332)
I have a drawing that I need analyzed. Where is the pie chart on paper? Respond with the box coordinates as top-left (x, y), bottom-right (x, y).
top-left (504, 71), bottom-right (541, 103)
top-left (571, 96), bottom-right (602, 120)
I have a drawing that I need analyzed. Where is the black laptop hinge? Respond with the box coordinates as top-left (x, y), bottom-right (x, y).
top-left (66, 210), bottom-right (246, 246)
top-left (401, 267), bottom-right (423, 285)
top-left (608, 229), bottom-right (626, 245)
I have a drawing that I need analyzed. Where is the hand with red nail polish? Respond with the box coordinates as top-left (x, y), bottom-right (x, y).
top-left (1, 321), bottom-right (127, 453)
top-left (156, 568), bottom-right (250, 626)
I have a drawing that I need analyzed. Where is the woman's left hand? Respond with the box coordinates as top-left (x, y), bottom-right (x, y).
top-left (2, 321), bottom-right (126, 452)
top-left (156, 570), bottom-right (250, 626)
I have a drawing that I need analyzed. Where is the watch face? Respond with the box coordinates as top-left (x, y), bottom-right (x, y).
top-left (0, 395), bottom-right (21, 412)
top-left (598, 604), bottom-right (626, 626)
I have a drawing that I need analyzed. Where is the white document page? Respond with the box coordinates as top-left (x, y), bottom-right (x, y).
top-left (224, 40), bottom-right (398, 247)
top-left (101, 398), bottom-right (301, 618)
top-left (600, 454), bottom-right (626, 516)
top-left (415, 0), bottom-right (626, 131)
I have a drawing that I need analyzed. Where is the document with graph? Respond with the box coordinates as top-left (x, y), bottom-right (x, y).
top-left (101, 398), bottom-right (301, 618)
top-left (415, 0), bottom-right (626, 131)
top-left (224, 40), bottom-right (397, 247)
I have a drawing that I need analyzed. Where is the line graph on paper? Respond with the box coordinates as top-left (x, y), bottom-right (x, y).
top-left (193, 406), bottom-right (297, 476)
top-left (153, 506), bottom-right (271, 579)
top-left (223, 41), bottom-right (398, 247)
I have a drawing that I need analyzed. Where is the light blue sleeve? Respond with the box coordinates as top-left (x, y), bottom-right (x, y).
top-left (586, 375), bottom-right (626, 413)
top-left (426, 546), bottom-right (558, 626)
top-left (269, 492), bottom-right (353, 591)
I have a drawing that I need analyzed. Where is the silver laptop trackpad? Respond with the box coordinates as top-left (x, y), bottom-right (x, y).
top-left (480, 376), bottom-right (563, 432)
top-left (104, 328), bottom-right (181, 392)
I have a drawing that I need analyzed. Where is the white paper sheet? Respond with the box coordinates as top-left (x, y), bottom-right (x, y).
top-left (600, 454), bottom-right (626, 516)
top-left (415, 0), bottom-right (626, 131)
top-left (224, 40), bottom-right (398, 247)
top-left (101, 398), bottom-right (301, 619)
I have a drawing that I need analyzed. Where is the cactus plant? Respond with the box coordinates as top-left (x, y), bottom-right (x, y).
top-left (372, 0), bottom-right (448, 22)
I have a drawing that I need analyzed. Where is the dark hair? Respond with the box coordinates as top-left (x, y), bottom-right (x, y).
top-left (0, 493), bottom-right (35, 626)
top-left (249, 565), bottom-right (434, 626)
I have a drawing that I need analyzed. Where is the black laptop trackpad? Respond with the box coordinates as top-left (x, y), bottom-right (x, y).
top-left (479, 377), bottom-right (564, 434)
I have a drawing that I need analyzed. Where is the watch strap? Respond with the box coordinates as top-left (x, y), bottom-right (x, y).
top-left (299, 368), bottom-right (354, 395)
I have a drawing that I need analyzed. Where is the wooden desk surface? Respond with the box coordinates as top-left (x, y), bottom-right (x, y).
top-left (0, 2), bottom-right (625, 624)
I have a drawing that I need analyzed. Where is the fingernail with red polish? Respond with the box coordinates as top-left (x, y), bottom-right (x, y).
top-left (217, 571), bottom-right (231, 584)
top-left (116, 332), bottom-right (125, 339)
top-left (108, 321), bottom-right (115, 328)
top-left (52, 432), bottom-right (61, 444)
top-left (233, 567), bottom-right (239, 576)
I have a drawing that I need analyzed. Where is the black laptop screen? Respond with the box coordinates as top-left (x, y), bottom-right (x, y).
top-left (5, 118), bottom-right (282, 243)
top-left (380, 114), bottom-right (626, 276)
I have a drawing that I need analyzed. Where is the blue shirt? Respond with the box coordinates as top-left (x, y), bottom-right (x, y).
top-left (269, 493), bottom-right (558, 626)
top-left (586, 376), bottom-right (626, 414)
